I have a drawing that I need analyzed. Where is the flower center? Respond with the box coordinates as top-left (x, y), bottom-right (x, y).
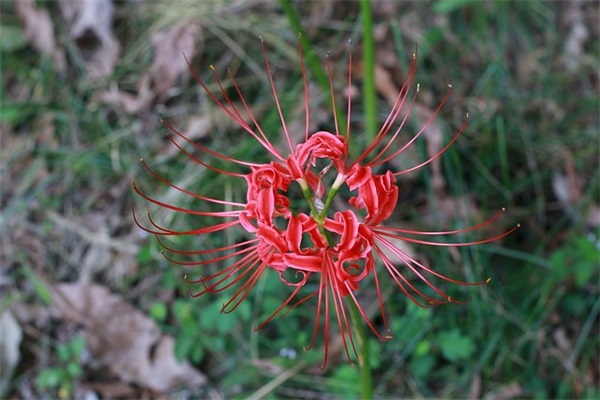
top-left (238, 131), bottom-right (399, 275)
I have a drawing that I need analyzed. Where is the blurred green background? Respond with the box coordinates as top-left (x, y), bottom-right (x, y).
top-left (1, 0), bottom-right (598, 398)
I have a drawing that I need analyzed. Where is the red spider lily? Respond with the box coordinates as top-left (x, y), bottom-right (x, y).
top-left (132, 36), bottom-right (519, 367)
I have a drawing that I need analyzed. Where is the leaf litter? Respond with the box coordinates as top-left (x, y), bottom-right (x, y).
top-left (14, 0), bottom-right (67, 73)
top-left (58, 0), bottom-right (120, 79)
top-left (50, 282), bottom-right (207, 392)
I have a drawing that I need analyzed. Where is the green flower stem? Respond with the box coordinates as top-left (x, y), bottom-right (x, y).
top-left (359, 0), bottom-right (377, 142)
top-left (284, 4), bottom-right (374, 394)
top-left (300, 180), bottom-right (337, 245)
top-left (317, 175), bottom-right (373, 399)
top-left (299, 180), bottom-right (321, 219)
top-left (318, 185), bottom-right (340, 221)
top-left (349, 297), bottom-right (373, 399)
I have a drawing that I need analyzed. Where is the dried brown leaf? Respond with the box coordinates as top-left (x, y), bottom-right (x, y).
top-left (586, 206), bottom-right (600, 228)
top-left (374, 62), bottom-right (398, 106)
top-left (10, 225), bottom-right (47, 271)
top-left (551, 148), bottom-right (599, 228)
top-left (52, 283), bottom-right (206, 392)
top-left (97, 73), bottom-right (154, 114)
top-left (428, 195), bottom-right (480, 227)
top-left (468, 373), bottom-right (482, 400)
top-left (563, 0), bottom-right (589, 72)
top-left (47, 210), bottom-right (139, 283)
top-left (14, 0), bottom-right (66, 72)
top-left (551, 149), bottom-right (582, 208)
top-left (86, 382), bottom-right (138, 399)
top-left (59, 0), bottom-right (120, 78)
top-left (487, 382), bottom-right (524, 399)
top-left (0, 310), bottom-right (23, 396)
top-left (151, 25), bottom-right (199, 96)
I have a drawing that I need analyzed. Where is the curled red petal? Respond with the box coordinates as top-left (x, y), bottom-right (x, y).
top-left (346, 164), bottom-right (372, 191)
top-left (256, 224), bottom-right (288, 254)
top-left (283, 252), bottom-right (323, 272)
top-left (286, 215), bottom-right (303, 254)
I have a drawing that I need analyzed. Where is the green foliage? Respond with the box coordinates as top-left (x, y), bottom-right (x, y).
top-left (433, 0), bottom-right (481, 14)
top-left (409, 352), bottom-right (436, 379)
top-left (20, 267), bottom-right (53, 305)
top-left (172, 296), bottom-right (251, 364)
top-left (150, 301), bottom-right (168, 322)
top-left (328, 364), bottom-right (361, 397)
top-left (35, 336), bottom-right (86, 398)
top-left (549, 231), bottom-right (599, 289)
top-left (436, 329), bottom-right (475, 362)
top-left (0, 24), bottom-right (28, 52)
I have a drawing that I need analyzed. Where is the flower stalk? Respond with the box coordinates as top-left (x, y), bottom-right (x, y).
top-left (360, 0), bottom-right (377, 142)
top-left (349, 297), bottom-right (373, 399)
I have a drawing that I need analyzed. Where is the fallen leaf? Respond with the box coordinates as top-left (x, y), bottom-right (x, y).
top-left (10, 224), bottom-right (47, 271)
top-left (551, 149), bottom-right (582, 208)
top-left (151, 24), bottom-right (199, 96)
top-left (562, 0), bottom-right (589, 72)
top-left (14, 0), bottom-right (66, 72)
top-left (97, 73), bottom-right (154, 114)
top-left (551, 148), bottom-right (599, 229)
top-left (374, 62), bottom-right (398, 106)
top-left (586, 206), bottom-right (600, 228)
top-left (487, 382), bottom-right (524, 399)
top-left (51, 283), bottom-right (206, 392)
top-left (468, 373), bottom-right (482, 400)
top-left (46, 210), bottom-right (140, 284)
top-left (59, 0), bottom-right (120, 78)
top-left (0, 310), bottom-right (23, 397)
top-left (86, 382), bottom-right (138, 399)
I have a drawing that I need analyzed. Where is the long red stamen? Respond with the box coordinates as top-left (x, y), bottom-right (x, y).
top-left (140, 158), bottom-right (245, 205)
top-left (391, 109), bottom-right (466, 175)
top-left (325, 52), bottom-right (340, 138)
top-left (132, 180), bottom-right (239, 218)
top-left (346, 288), bottom-right (388, 341)
top-left (185, 55), bottom-right (265, 136)
top-left (345, 40), bottom-right (353, 146)
top-left (135, 206), bottom-right (239, 236)
top-left (366, 82), bottom-right (419, 166)
top-left (161, 244), bottom-right (257, 267)
top-left (376, 246), bottom-right (447, 307)
top-left (352, 48), bottom-right (418, 167)
top-left (254, 271), bottom-right (310, 331)
top-left (260, 37), bottom-right (295, 155)
top-left (162, 120), bottom-right (260, 170)
top-left (374, 208), bottom-right (509, 235)
top-left (373, 223), bottom-right (520, 247)
top-left (156, 236), bottom-right (258, 256)
top-left (221, 255), bottom-right (271, 313)
top-left (298, 33), bottom-right (310, 142)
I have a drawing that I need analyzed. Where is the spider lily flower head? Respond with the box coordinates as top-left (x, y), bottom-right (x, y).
top-left (132, 36), bottom-right (519, 367)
